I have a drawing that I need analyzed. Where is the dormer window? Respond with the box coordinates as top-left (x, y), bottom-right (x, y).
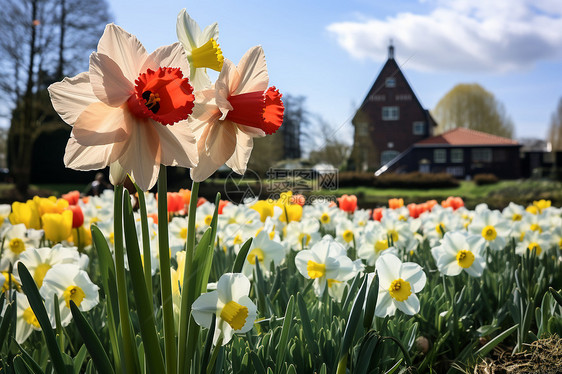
top-left (385, 77), bottom-right (396, 87)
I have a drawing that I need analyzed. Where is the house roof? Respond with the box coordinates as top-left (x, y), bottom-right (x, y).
top-left (415, 127), bottom-right (519, 146)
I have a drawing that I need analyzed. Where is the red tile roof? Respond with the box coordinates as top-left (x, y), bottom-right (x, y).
top-left (415, 127), bottom-right (519, 146)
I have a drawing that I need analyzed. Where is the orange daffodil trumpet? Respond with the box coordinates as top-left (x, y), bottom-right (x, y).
top-left (48, 24), bottom-right (198, 191)
top-left (189, 46), bottom-right (285, 181)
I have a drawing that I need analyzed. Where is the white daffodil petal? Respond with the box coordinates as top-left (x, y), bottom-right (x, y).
top-left (48, 72), bottom-right (98, 125)
top-left (396, 294), bottom-right (420, 315)
top-left (73, 103), bottom-right (129, 146)
top-left (192, 291), bottom-right (219, 329)
top-left (89, 52), bottom-right (134, 107)
top-left (234, 46), bottom-right (269, 95)
top-left (97, 24), bottom-right (148, 83)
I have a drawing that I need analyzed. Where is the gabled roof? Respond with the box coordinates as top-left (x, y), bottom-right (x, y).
top-left (415, 127), bottom-right (519, 146)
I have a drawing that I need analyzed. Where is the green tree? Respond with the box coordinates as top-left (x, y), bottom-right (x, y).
top-left (432, 83), bottom-right (515, 138)
top-left (547, 97), bottom-right (562, 151)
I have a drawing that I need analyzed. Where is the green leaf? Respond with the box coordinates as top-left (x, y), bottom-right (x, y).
top-left (354, 332), bottom-right (380, 374)
top-left (17, 262), bottom-right (69, 374)
top-left (72, 345), bottom-right (88, 374)
top-left (549, 287), bottom-right (562, 308)
top-left (296, 292), bottom-right (318, 355)
top-left (13, 355), bottom-right (32, 374)
top-left (249, 351), bottom-right (266, 374)
top-left (200, 314), bottom-right (217, 372)
top-left (0, 302), bottom-right (12, 351)
top-left (232, 238), bottom-right (253, 273)
top-left (122, 190), bottom-right (165, 374)
top-left (69, 301), bottom-right (114, 374)
top-left (275, 295), bottom-right (295, 374)
top-left (339, 276), bottom-right (368, 360)
top-left (15, 341), bottom-right (44, 374)
top-left (363, 271), bottom-right (379, 330)
top-left (476, 324), bottom-right (519, 358)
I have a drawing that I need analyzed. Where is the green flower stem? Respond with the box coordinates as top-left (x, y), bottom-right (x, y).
top-left (157, 166), bottom-right (177, 374)
top-left (178, 180), bottom-right (199, 374)
top-left (113, 184), bottom-right (139, 373)
top-left (134, 182), bottom-right (153, 303)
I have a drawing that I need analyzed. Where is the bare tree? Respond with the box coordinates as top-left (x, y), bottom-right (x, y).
top-left (308, 116), bottom-right (351, 169)
top-left (0, 0), bottom-right (111, 197)
top-left (547, 98), bottom-right (562, 151)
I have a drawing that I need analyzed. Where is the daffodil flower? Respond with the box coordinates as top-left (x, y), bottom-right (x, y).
top-left (467, 209), bottom-right (510, 251)
top-left (357, 226), bottom-right (399, 266)
top-left (0, 223), bottom-right (42, 266)
top-left (40, 263), bottom-right (99, 327)
top-left (13, 245), bottom-right (82, 288)
top-left (515, 230), bottom-right (552, 258)
top-left (189, 46), bottom-right (284, 181)
top-left (176, 9), bottom-right (224, 91)
top-left (48, 24), bottom-right (198, 191)
top-left (192, 273), bottom-right (257, 345)
top-left (374, 254), bottom-right (426, 317)
top-left (243, 230), bottom-right (285, 277)
top-left (15, 292), bottom-right (42, 344)
top-left (294, 236), bottom-right (359, 297)
top-left (431, 231), bottom-right (486, 277)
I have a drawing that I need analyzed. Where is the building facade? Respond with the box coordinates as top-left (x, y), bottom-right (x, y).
top-left (350, 44), bottom-right (437, 171)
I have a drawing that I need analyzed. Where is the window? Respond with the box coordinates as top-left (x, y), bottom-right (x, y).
top-left (385, 77), bottom-right (396, 87)
top-left (446, 166), bottom-right (464, 177)
top-left (369, 94), bottom-right (385, 102)
top-left (381, 150), bottom-right (399, 165)
top-left (472, 148), bottom-right (492, 163)
top-left (396, 94), bottom-right (411, 101)
top-left (356, 122), bottom-right (369, 136)
top-left (412, 121), bottom-right (425, 135)
top-left (451, 148), bottom-right (463, 163)
top-left (434, 149), bottom-right (446, 163)
top-left (382, 106), bottom-right (399, 121)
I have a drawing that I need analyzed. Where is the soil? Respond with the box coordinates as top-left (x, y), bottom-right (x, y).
top-left (474, 336), bottom-right (562, 374)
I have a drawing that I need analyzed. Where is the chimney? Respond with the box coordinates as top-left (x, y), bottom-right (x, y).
top-left (388, 39), bottom-right (394, 59)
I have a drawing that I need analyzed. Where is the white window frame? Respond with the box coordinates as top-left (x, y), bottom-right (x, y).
top-left (385, 77), bottom-right (396, 87)
top-left (412, 121), bottom-right (425, 135)
top-left (381, 150), bottom-right (399, 165)
top-left (451, 148), bottom-right (464, 163)
top-left (434, 149), bottom-right (447, 163)
top-left (382, 106), bottom-right (399, 121)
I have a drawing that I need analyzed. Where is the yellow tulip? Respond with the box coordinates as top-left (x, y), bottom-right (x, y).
top-left (34, 196), bottom-right (69, 216)
top-left (9, 200), bottom-right (41, 230)
top-left (42, 211), bottom-right (73, 243)
top-left (251, 200), bottom-right (275, 223)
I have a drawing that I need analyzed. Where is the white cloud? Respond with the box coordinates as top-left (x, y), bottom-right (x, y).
top-left (327, 0), bottom-right (562, 73)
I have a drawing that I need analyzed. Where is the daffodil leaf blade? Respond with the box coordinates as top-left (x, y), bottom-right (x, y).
top-left (363, 271), bottom-right (379, 330)
top-left (232, 238), bottom-right (253, 274)
top-left (73, 344), bottom-right (88, 374)
top-left (17, 262), bottom-right (69, 374)
top-left (339, 275), bottom-right (368, 360)
top-left (69, 301), bottom-right (114, 374)
top-left (475, 324), bottom-right (518, 358)
top-left (296, 292), bottom-right (318, 356)
top-left (275, 295), bottom-right (295, 374)
top-left (122, 190), bottom-right (166, 374)
top-left (14, 341), bottom-right (44, 374)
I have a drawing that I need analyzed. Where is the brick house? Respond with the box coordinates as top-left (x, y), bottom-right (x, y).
top-left (384, 128), bottom-right (522, 179)
top-left (349, 44), bottom-right (437, 171)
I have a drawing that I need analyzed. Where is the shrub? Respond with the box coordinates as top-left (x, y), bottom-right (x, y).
top-left (474, 173), bottom-right (499, 185)
top-left (331, 172), bottom-right (375, 188)
top-left (374, 172), bottom-right (459, 189)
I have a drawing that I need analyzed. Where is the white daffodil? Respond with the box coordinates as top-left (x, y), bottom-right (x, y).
top-left (1, 223), bottom-right (42, 266)
top-left (432, 231), bottom-right (486, 277)
top-left (502, 202), bottom-right (526, 223)
top-left (515, 230), bottom-right (552, 258)
top-left (192, 273), bottom-right (257, 345)
top-left (0, 204), bottom-right (12, 232)
top-left (304, 201), bottom-right (342, 231)
top-left (284, 218), bottom-right (321, 251)
top-left (374, 254), bottom-right (426, 317)
top-left (40, 264), bottom-right (99, 327)
top-left (15, 292), bottom-right (42, 344)
top-left (357, 225), bottom-right (399, 266)
top-left (13, 245), bottom-right (82, 288)
top-left (176, 9), bottom-right (224, 91)
top-left (194, 201), bottom-right (216, 234)
top-left (294, 235), bottom-right (358, 297)
top-left (467, 209), bottom-right (510, 251)
top-left (243, 230), bottom-right (285, 277)
top-left (421, 206), bottom-right (463, 246)
top-left (334, 216), bottom-right (361, 249)
top-left (380, 214), bottom-right (413, 250)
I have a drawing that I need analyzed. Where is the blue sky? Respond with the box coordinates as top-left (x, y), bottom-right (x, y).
top-left (95, 0), bottom-right (562, 148)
